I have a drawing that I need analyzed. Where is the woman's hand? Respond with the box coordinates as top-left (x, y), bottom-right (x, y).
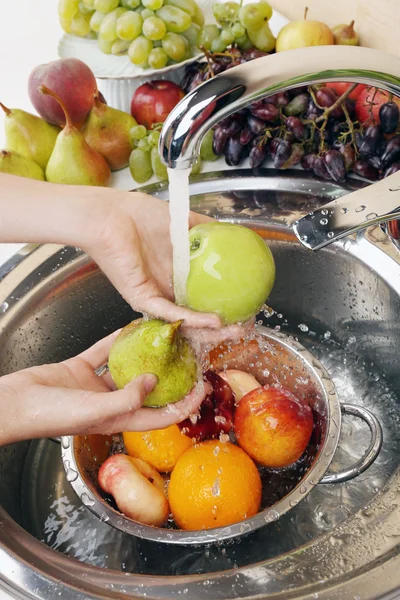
top-left (0, 174), bottom-right (221, 328)
top-left (82, 189), bottom-right (222, 328)
top-left (0, 331), bottom-right (210, 446)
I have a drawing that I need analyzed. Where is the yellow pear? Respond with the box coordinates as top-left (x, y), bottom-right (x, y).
top-left (0, 150), bottom-right (45, 180)
top-left (276, 8), bottom-right (333, 52)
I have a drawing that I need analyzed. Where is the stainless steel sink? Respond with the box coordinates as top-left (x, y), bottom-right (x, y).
top-left (1, 169), bottom-right (400, 599)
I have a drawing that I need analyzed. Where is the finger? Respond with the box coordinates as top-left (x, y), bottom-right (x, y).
top-left (15, 373), bottom-right (158, 440)
top-left (112, 381), bottom-right (211, 432)
top-left (75, 329), bottom-right (122, 369)
top-left (189, 211), bottom-right (215, 227)
top-left (182, 323), bottom-right (249, 346)
top-left (144, 296), bottom-right (222, 328)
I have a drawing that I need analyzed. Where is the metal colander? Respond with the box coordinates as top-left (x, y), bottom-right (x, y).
top-left (61, 325), bottom-right (382, 545)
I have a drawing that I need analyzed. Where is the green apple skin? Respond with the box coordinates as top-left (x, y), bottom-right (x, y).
top-left (186, 222), bottom-right (276, 324)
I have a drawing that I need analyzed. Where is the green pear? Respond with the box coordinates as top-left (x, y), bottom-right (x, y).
top-left (0, 103), bottom-right (60, 170)
top-left (82, 94), bottom-right (136, 170)
top-left (0, 150), bottom-right (45, 180)
top-left (40, 85), bottom-right (111, 187)
top-left (108, 319), bottom-right (198, 408)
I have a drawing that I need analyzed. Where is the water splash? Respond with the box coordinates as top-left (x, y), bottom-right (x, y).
top-left (168, 168), bottom-right (191, 305)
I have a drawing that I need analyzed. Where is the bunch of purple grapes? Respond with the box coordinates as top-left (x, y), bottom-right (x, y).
top-left (181, 52), bottom-right (400, 183)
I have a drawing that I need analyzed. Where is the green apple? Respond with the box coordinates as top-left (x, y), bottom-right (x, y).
top-left (186, 222), bottom-right (276, 324)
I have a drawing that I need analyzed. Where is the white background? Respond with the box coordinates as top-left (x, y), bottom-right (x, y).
top-left (0, 0), bottom-right (63, 268)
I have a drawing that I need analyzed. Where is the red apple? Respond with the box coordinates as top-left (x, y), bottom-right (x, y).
top-left (355, 86), bottom-right (400, 125)
top-left (130, 80), bottom-right (185, 129)
top-left (28, 58), bottom-right (97, 128)
top-left (234, 386), bottom-right (314, 468)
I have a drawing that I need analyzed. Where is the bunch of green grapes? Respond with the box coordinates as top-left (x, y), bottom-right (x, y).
top-left (58, 0), bottom-right (205, 69)
top-left (129, 124), bottom-right (202, 184)
top-left (199, 0), bottom-right (275, 54)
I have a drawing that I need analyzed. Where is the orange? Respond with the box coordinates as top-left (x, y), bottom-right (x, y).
top-left (123, 425), bottom-right (192, 473)
top-left (168, 440), bottom-right (262, 530)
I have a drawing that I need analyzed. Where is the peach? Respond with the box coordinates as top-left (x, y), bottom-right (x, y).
top-left (28, 58), bottom-right (97, 128)
top-left (98, 454), bottom-right (169, 526)
top-left (234, 386), bottom-right (314, 468)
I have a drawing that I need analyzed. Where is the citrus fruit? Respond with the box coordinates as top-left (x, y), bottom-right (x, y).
top-left (234, 386), bottom-right (314, 468)
top-left (168, 440), bottom-right (262, 530)
top-left (123, 424), bottom-right (192, 473)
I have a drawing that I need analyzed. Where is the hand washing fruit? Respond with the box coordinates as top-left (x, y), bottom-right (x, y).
top-left (178, 370), bottom-right (235, 441)
top-left (108, 319), bottom-right (198, 408)
top-left (234, 387), bottom-right (314, 468)
top-left (130, 81), bottom-right (184, 130)
top-left (98, 454), bottom-right (169, 526)
top-left (276, 8), bottom-right (333, 52)
top-left (168, 440), bottom-right (262, 529)
top-left (0, 103), bottom-right (60, 171)
top-left (123, 424), bottom-right (192, 472)
top-left (82, 93), bottom-right (136, 170)
top-left (219, 369), bottom-right (261, 402)
top-left (0, 150), bottom-right (45, 181)
top-left (185, 222), bottom-right (275, 325)
top-left (28, 58), bottom-right (97, 128)
top-left (40, 86), bottom-right (111, 187)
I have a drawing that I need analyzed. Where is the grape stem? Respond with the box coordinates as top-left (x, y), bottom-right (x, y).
top-left (308, 83), bottom-right (359, 125)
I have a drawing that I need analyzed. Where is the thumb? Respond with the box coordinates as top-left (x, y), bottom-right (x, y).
top-left (122, 373), bottom-right (158, 411)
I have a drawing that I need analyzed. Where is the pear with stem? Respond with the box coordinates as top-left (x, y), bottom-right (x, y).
top-left (82, 93), bottom-right (136, 170)
top-left (0, 103), bottom-right (60, 170)
top-left (40, 85), bottom-right (111, 187)
top-left (0, 150), bottom-right (45, 180)
top-left (332, 20), bottom-right (359, 46)
top-left (108, 319), bottom-right (198, 408)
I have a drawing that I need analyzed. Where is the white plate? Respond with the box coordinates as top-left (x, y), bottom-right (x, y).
top-left (58, 3), bottom-right (288, 80)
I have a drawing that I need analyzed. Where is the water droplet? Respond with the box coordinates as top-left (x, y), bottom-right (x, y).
top-left (347, 335), bottom-right (356, 344)
top-left (300, 235), bottom-right (308, 242)
top-left (289, 499), bottom-right (298, 507)
top-left (264, 509), bottom-right (279, 523)
top-left (324, 330), bottom-right (331, 340)
top-left (320, 218), bottom-right (328, 225)
top-left (326, 231), bottom-right (334, 239)
top-left (65, 461), bottom-right (78, 483)
top-left (0, 302), bottom-right (9, 313)
top-left (300, 485), bottom-right (307, 494)
top-left (61, 437), bottom-right (70, 449)
top-left (298, 323), bottom-right (309, 332)
top-left (366, 212), bottom-right (378, 220)
top-left (321, 208), bottom-right (328, 216)
top-left (343, 239), bottom-right (352, 251)
top-left (340, 207), bottom-right (348, 214)
top-left (355, 205), bottom-right (366, 213)
top-left (80, 492), bottom-right (95, 507)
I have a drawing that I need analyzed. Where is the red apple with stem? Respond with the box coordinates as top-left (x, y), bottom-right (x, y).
top-left (130, 80), bottom-right (185, 129)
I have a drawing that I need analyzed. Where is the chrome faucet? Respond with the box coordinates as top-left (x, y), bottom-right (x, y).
top-left (159, 45), bottom-right (400, 250)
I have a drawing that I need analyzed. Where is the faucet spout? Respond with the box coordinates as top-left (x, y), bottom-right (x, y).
top-left (159, 46), bottom-right (400, 170)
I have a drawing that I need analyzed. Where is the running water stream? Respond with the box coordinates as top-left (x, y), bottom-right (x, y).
top-left (167, 167), bottom-right (191, 305)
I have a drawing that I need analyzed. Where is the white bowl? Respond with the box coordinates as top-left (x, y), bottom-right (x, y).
top-left (58, 4), bottom-right (288, 113)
